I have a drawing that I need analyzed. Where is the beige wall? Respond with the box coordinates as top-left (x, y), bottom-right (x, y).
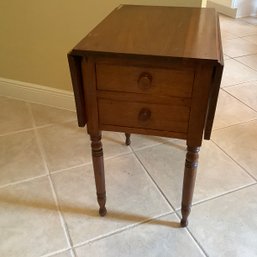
top-left (0, 0), bottom-right (203, 91)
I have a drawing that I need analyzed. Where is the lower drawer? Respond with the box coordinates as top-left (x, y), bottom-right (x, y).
top-left (98, 99), bottom-right (190, 133)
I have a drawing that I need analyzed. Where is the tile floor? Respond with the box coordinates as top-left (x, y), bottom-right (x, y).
top-left (0, 14), bottom-right (257, 257)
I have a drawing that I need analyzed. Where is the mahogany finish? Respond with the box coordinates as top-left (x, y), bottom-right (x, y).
top-left (90, 133), bottom-right (107, 217)
top-left (96, 63), bottom-right (194, 97)
top-left (68, 5), bottom-right (223, 227)
top-left (73, 5), bottom-right (220, 61)
top-left (181, 146), bottom-right (200, 227)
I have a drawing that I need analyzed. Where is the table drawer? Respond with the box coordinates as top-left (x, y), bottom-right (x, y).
top-left (98, 99), bottom-right (190, 133)
top-left (96, 63), bottom-right (194, 98)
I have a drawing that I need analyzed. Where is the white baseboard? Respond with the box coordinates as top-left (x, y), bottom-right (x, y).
top-left (207, 1), bottom-right (237, 18)
top-left (0, 77), bottom-right (75, 111)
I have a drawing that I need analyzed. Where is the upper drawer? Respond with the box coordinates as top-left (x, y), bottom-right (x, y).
top-left (96, 63), bottom-right (194, 97)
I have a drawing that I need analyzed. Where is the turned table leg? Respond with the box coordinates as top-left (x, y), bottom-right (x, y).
top-left (180, 146), bottom-right (200, 227)
top-left (125, 133), bottom-right (131, 145)
top-left (90, 133), bottom-right (107, 217)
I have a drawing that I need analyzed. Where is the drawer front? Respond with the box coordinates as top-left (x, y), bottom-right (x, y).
top-left (96, 64), bottom-right (194, 98)
top-left (98, 99), bottom-right (190, 133)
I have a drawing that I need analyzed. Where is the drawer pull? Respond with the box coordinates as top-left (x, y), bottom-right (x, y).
top-left (138, 72), bottom-right (152, 90)
top-left (138, 108), bottom-right (151, 121)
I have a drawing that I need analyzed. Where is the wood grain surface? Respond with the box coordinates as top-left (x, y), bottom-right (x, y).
top-left (73, 5), bottom-right (221, 62)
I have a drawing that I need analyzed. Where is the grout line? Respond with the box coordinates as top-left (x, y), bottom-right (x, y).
top-left (0, 127), bottom-right (35, 137)
top-left (0, 173), bottom-right (48, 190)
top-left (50, 151), bottom-right (133, 175)
top-left (50, 163), bottom-right (92, 175)
top-left (48, 176), bottom-right (76, 253)
top-left (73, 210), bottom-right (174, 249)
top-left (0, 120), bottom-right (71, 138)
top-left (131, 147), bottom-right (177, 213)
top-left (233, 56), bottom-right (257, 72)
top-left (190, 182), bottom-right (257, 209)
top-left (221, 79), bottom-right (257, 89)
top-left (223, 87), bottom-right (257, 113)
top-left (33, 119), bottom-right (78, 130)
top-left (228, 56), bottom-right (257, 70)
top-left (224, 52), bottom-right (257, 59)
top-left (40, 247), bottom-right (73, 257)
top-left (211, 139), bottom-right (257, 182)
top-left (212, 118), bottom-right (257, 133)
top-left (238, 34), bottom-right (257, 41)
top-left (27, 103), bottom-right (76, 253)
top-left (174, 211), bottom-right (209, 257)
top-left (0, 94), bottom-right (75, 112)
top-left (70, 247), bottom-right (77, 257)
top-left (213, 118), bottom-right (257, 132)
top-left (103, 150), bottom-right (133, 161)
top-left (232, 52), bottom-right (257, 57)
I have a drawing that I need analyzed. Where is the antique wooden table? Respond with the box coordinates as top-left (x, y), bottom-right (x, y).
top-left (68, 5), bottom-right (223, 227)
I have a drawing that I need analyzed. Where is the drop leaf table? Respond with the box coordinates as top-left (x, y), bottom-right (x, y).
top-left (68, 5), bottom-right (223, 227)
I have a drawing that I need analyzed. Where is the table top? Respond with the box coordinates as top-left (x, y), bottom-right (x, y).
top-left (72, 5), bottom-right (223, 63)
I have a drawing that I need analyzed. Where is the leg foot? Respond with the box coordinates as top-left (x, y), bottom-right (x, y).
top-left (180, 204), bottom-right (190, 227)
top-left (180, 219), bottom-right (188, 228)
top-left (180, 146), bottom-right (200, 227)
top-left (97, 192), bottom-right (107, 217)
top-left (125, 133), bottom-right (131, 145)
top-left (99, 207), bottom-right (107, 217)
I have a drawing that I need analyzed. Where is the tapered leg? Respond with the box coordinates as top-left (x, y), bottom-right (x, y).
top-left (180, 146), bottom-right (200, 227)
top-left (125, 133), bottom-right (131, 146)
top-left (90, 132), bottom-right (107, 217)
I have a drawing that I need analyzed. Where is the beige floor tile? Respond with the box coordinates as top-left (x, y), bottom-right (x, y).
top-left (221, 59), bottom-right (257, 87)
top-left (212, 120), bottom-right (257, 179)
top-left (222, 38), bottom-right (257, 58)
top-left (0, 130), bottom-right (46, 186)
top-left (225, 81), bottom-right (257, 111)
top-left (189, 185), bottom-right (257, 257)
top-left (30, 103), bottom-right (76, 126)
top-left (136, 140), bottom-right (254, 209)
top-left (0, 177), bottom-right (68, 257)
top-left (220, 18), bottom-right (257, 37)
top-left (242, 34), bottom-right (257, 45)
top-left (37, 121), bottom-right (131, 172)
top-left (75, 214), bottom-right (204, 257)
top-left (235, 54), bottom-right (257, 71)
top-left (51, 154), bottom-right (171, 245)
top-left (0, 97), bottom-right (33, 135)
top-left (213, 90), bottom-right (257, 130)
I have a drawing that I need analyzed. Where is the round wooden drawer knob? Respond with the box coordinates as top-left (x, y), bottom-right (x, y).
top-left (138, 72), bottom-right (152, 90)
top-left (138, 108), bottom-right (151, 121)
